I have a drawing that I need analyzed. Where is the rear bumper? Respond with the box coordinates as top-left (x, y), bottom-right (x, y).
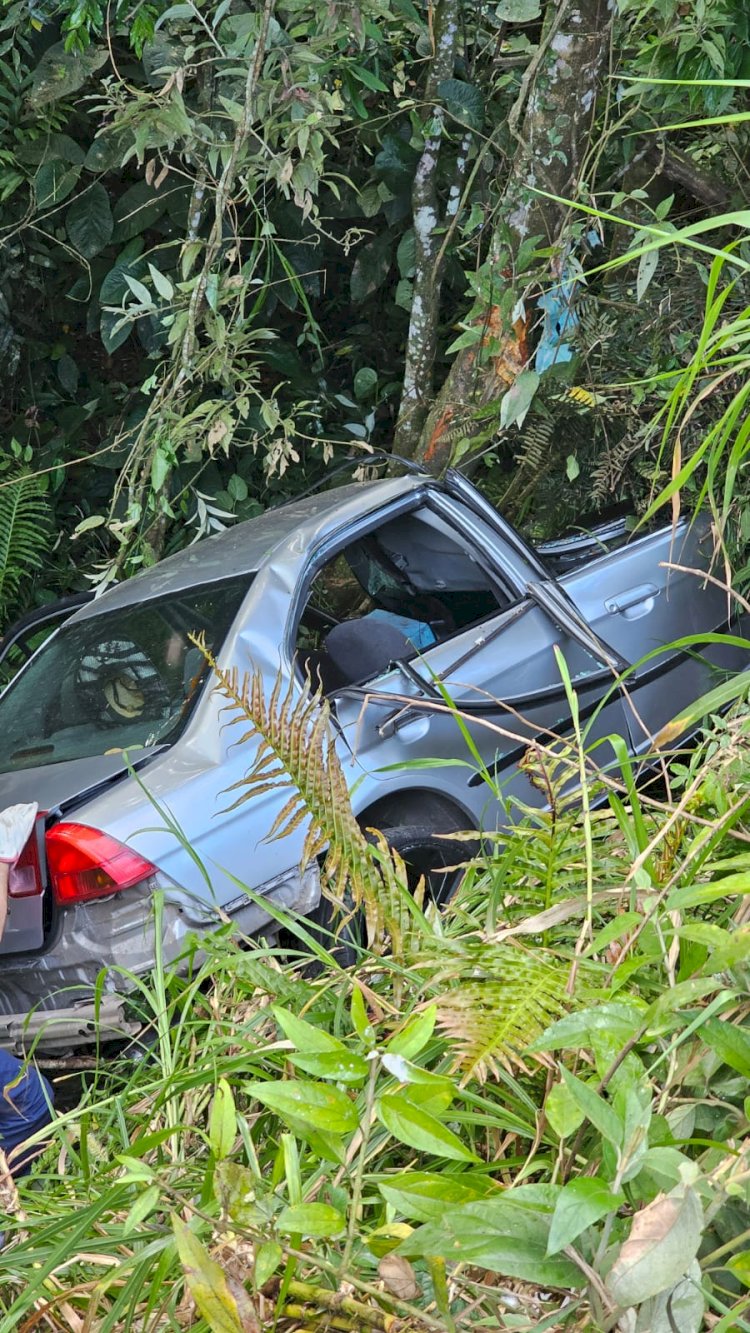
top-left (0, 994), bottom-right (139, 1056)
top-left (0, 862), bottom-right (321, 1053)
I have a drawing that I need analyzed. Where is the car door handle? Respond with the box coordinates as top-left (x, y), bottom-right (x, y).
top-left (605, 583), bottom-right (659, 617)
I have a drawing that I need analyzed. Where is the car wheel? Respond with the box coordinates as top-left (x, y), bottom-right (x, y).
top-left (376, 822), bottom-right (467, 907)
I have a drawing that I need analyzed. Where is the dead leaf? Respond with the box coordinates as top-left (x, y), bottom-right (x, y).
top-left (379, 1253), bottom-right (420, 1300)
top-left (607, 1185), bottom-right (703, 1310)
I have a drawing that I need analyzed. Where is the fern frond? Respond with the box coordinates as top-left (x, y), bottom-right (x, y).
top-left (192, 637), bottom-right (422, 964)
top-left (432, 942), bottom-right (570, 1082)
top-left (0, 474), bottom-right (50, 622)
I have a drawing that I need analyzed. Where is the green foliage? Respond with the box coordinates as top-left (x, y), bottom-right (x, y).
top-left (0, 471), bottom-right (49, 619)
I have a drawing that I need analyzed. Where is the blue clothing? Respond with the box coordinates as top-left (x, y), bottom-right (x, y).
top-left (0, 1048), bottom-right (53, 1174)
top-left (362, 610), bottom-right (436, 650)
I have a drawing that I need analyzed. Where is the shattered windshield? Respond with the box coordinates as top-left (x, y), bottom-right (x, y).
top-left (0, 578), bottom-right (249, 773)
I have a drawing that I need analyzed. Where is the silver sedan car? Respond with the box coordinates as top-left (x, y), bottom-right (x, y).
top-left (0, 469), bottom-right (745, 1051)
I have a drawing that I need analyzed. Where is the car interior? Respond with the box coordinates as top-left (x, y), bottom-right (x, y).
top-left (294, 505), bottom-right (511, 694)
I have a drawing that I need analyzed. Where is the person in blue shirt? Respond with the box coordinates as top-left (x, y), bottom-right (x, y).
top-left (0, 804), bottom-right (54, 1177)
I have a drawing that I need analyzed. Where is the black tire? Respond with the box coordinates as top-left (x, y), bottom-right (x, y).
top-left (376, 822), bottom-right (467, 907)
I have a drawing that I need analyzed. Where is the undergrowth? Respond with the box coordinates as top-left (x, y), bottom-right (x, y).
top-left (2, 685), bottom-right (750, 1330)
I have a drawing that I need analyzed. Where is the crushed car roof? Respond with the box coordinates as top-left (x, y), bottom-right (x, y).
top-left (72, 475), bottom-right (426, 621)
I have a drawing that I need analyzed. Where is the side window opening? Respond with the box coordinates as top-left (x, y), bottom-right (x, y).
top-left (296, 507), bottom-right (509, 693)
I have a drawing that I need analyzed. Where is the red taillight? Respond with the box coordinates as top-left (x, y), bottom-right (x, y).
top-left (8, 820), bottom-right (44, 899)
top-left (46, 823), bottom-right (157, 905)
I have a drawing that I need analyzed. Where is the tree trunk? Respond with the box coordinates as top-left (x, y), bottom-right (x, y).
top-left (396, 0), bottom-right (614, 473)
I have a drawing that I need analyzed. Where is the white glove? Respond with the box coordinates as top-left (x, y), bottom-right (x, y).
top-left (0, 804), bottom-right (38, 865)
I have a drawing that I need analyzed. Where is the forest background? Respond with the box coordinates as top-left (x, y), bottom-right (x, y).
top-left (1, 0), bottom-right (749, 616)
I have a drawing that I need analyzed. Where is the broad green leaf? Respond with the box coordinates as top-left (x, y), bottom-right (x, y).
top-left (728, 1250), bottom-right (750, 1287)
top-left (254, 1241), bottom-right (282, 1289)
top-left (67, 184), bottom-right (113, 258)
top-left (112, 180), bottom-right (169, 243)
top-left (57, 354), bottom-right (79, 396)
top-left (400, 1195), bottom-right (578, 1287)
top-left (634, 1262), bottom-right (704, 1333)
top-left (151, 450), bottom-right (171, 493)
top-left (125, 274), bottom-right (153, 305)
top-left (289, 1049), bottom-right (368, 1084)
top-left (547, 1178), bottom-right (624, 1256)
top-left (560, 1068), bottom-right (622, 1147)
top-left (545, 1081), bottom-right (584, 1138)
top-left (378, 1171), bottom-right (491, 1221)
top-left (495, 0), bottom-right (541, 18)
top-left (172, 1216), bottom-right (243, 1333)
top-left (607, 1186), bottom-right (704, 1308)
top-left (386, 1006), bottom-right (437, 1060)
top-left (532, 1002), bottom-right (645, 1053)
top-left (645, 978), bottom-right (722, 1030)
top-left (350, 233), bottom-right (393, 304)
top-left (702, 1017), bottom-right (750, 1079)
top-left (148, 262), bottom-right (175, 300)
top-left (214, 1162), bottom-right (263, 1228)
top-left (209, 1079), bottom-right (236, 1161)
top-left (28, 41), bottom-right (107, 108)
top-left (247, 1080), bottom-right (358, 1135)
top-left (377, 1093), bottom-right (477, 1162)
top-left (277, 1203), bottom-right (345, 1237)
top-left (437, 77), bottom-right (484, 130)
top-left (353, 366), bottom-right (377, 399)
top-left (272, 1005), bottom-right (341, 1053)
top-left (36, 160), bottom-right (81, 209)
top-left (500, 370), bottom-right (539, 430)
top-left (396, 229), bottom-right (416, 279)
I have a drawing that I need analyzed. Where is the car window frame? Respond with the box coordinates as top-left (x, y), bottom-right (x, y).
top-left (288, 489), bottom-right (523, 672)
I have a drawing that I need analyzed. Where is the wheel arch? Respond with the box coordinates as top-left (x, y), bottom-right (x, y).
top-left (356, 788), bottom-right (475, 836)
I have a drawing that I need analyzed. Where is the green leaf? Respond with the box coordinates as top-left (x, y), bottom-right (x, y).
top-left (67, 184), bottom-right (113, 258)
top-left (378, 1171), bottom-right (490, 1221)
top-left (350, 989), bottom-right (376, 1047)
top-left (395, 278), bottom-right (413, 311)
top-left (607, 1186), bottom-right (704, 1308)
top-left (560, 1068), bottom-right (622, 1147)
top-left (148, 262), bottom-right (175, 300)
top-left (227, 474), bottom-right (248, 502)
top-left (100, 240), bottom-right (147, 352)
top-left (500, 370), bottom-right (539, 430)
top-left (386, 1006), bottom-right (437, 1061)
top-left (125, 274), bottom-right (154, 306)
top-left (151, 449), bottom-right (171, 493)
top-left (437, 77), bottom-right (484, 130)
top-left (277, 1203), bottom-right (345, 1237)
top-left (495, 0), bottom-right (541, 19)
top-left (57, 354), bottom-right (79, 396)
top-left (112, 180), bottom-right (169, 243)
top-left (353, 367), bottom-right (378, 399)
top-left (702, 1017), bottom-right (750, 1079)
top-left (396, 230), bottom-right (416, 279)
top-left (351, 233), bottom-right (393, 304)
top-left (565, 453), bottom-right (580, 482)
top-left (547, 1178), bottom-right (624, 1256)
top-left (545, 1081), bottom-right (584, 1138)
top-left (272, 1005), bottom-right (341, 1053)
top-left (350, 63), bottom-right (389, 93)
top-left (172, 1216), bottom-right (243, 1333)
top-left (123, 1184), bottom-right (161, 1235)
top-left (289, 1050), bottom-right (369, 1084)
top-left (247, 1080), bottom-right (358, 1135)
top-left (728, 1250), bottom-right (750, 1287)
top-left (532, 1002), bottom-right (645, 1053)
top-left (634, 1263), bottom-right (704, 1333)
top-left (27, 41), bottom-right (108, 109)
top-left (209, 1079), bottom-right (236, 1161)
top-left (637, 247), bottom-right (659, 303)
top-left (36, 160), bottom-right (81, 209)
top-left (400, 1194), bottom-right (578, 1287)
top-left (254, 1241), bottom-right (282, 1289)
top-left (377, 1093), bottom-right (477, 1162)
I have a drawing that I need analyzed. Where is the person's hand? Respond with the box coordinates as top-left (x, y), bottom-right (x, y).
top-left (0, 804), bottom-right (38, 865)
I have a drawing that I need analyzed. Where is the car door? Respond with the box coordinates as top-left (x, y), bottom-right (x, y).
top-left (561, 518), bottom-right (750, 751)
top-left (327, 495), bottom-right (631, 830)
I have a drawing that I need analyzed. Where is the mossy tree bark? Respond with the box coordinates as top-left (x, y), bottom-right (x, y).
top-left (393, 0), bottom-right (614, 474)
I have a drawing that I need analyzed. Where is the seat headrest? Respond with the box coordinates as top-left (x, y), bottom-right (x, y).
top-left (324, 619), bottom-right (411, 686)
